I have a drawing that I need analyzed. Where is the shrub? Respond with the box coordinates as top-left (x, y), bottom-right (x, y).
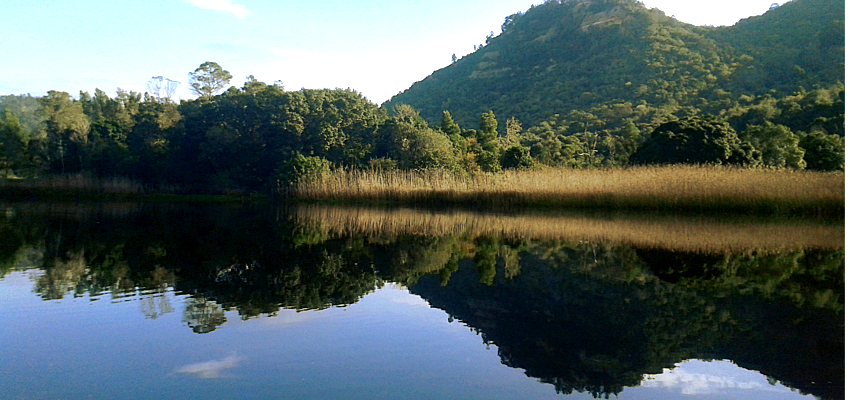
top-left (501, 145), bottom-right (535, 169)
top-left (275, 154), bottom-right (331, 189)
top-left (631, 115), bottom-right (758, 166)
top-left (799, 131), bottom-right (844, 171)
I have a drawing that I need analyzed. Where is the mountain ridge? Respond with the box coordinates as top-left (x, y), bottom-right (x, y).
top-left (383, 0), bottom-right (844, 130)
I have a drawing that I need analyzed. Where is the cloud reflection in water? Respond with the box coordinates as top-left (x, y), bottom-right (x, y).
top-left (174, 353), bottom-right (242, 379)
top-left (641, 360), bottom-right (816, 398)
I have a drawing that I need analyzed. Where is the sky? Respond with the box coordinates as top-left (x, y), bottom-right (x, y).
top-left (0, 0), bottom-right (793, 104)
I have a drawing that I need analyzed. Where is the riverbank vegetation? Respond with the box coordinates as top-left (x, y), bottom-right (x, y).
top-left (290, 165), bottom-right (843, 216)
top-left (0, 0), bottom-right (843, 210)
top-left (0, 82), bottom-right (842, 201)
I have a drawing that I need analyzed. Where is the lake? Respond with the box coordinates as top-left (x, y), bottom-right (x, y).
top-left (0, 201), bottom-right (843, 399)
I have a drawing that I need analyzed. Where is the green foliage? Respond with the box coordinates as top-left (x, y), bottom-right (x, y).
top-left (630, 115), bottom-right (757, 166)
top-left (709, 0), bottom-right (845, 94)
top-left (798, 131), bottom-right (844, 171)
top-left (0, 94), bottom-right (45, 140)
top-left (501, 145), bottom-right (534, 169)
top-left (740, 123), bottom-right (806, 169)
top-left (383, 0), bottom-right (843, 172)
top-left (367, 157), bottom-right (398, 170)
top-left (440, 111), bottom-right (467, 155)
top-left (519, 112), bottom-right (612, 168)
top-left (603, 120), bottom-right (642, 166)
top-left (79, 88), bottom-right (141, 177)
top-left (299, 88), bottom-right (386, 165)
top-left (504, 117), bottom-right (522, 146)
top-left (126, 99), bottom-right (182, 185)
top-left (0, 109), bottom-right (27, 177)
top-left (39, 91), bottom-right (91, 174)
top-left (376, 117), bottom-right (459, 171)
top-left (477, 111), bottom-right (499, 152)
top-left (440, 111), bottom-right (462, 136)
top-left (463, 111), bottom-right (503, 172)
top-left (385, 0), bottom-right (744, 127)
top-left (475, 150), bottom-right (502, 173)
top-left (188, 61), bottom-right (233, 100)
top-left (1, 0), bottom-right (845, 195)
top-left (176, 83), bottom-right (384, 191)
top-left (392, 104), bottom-right (428, 128)
top-left (276, 153), bottom-right (332, 187)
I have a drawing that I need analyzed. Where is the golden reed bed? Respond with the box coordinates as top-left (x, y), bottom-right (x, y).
top-left (293, 204), bottom-right (844, 254)
top-left (291, 166), bottom-right (844, 216)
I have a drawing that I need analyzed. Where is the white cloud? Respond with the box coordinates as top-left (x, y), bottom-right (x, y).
top-left (186, 0), bottom-right (249, 18)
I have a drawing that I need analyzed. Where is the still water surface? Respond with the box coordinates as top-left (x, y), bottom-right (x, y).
top-left (0, 202), bottom-right (842, 399)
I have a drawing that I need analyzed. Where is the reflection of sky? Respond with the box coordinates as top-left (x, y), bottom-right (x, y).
top-left (0, 273), bottom-right (822, 400)
top-left (640, 360), bottom-right (817, 399)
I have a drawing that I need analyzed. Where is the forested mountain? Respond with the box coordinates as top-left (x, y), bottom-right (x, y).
top-left (384, 0), bottom-right (844, 130)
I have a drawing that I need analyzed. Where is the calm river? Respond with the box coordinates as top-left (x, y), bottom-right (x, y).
top-left (0, 202), bottom-right (843, 399)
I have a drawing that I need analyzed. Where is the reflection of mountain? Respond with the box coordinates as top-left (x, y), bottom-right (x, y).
top-left (413, 259), bottom-right (652, 396)
top-left (407, 247), bottom-right (843, 399)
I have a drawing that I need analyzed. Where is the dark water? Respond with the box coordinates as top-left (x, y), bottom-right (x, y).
top-left (0, 202), bottom-right (843, 400)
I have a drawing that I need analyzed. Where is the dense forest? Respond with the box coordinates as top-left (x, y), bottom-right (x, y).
top-left (0, 0), bottom-right (843, 195)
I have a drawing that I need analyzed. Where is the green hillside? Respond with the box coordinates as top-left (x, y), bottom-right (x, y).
top-left (383, 0), bottom-right (844, 131)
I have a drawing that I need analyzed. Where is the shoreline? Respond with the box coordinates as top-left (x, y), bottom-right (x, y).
top-left (2, 166), bottom-right (844, 216)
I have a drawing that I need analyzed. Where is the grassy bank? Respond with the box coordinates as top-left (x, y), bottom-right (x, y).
top-left (290, 166), bottom-right (844, 216)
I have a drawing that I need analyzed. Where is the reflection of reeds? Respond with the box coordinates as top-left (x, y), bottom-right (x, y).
top-left (292, 166), bottom-right (844, 216)
top-left (0, 201), bottom-right (142, 219)
top-left (293, 204), bottom-right (844, 254)
top-left (0, 173), bottom-right (143, 198)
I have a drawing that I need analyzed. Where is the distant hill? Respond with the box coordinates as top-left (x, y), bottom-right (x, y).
top-left (383, 0), bottom-right (845, 129)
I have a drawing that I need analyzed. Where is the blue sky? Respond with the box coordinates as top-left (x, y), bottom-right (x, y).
top-left (0, 0), bottom-right (790, 104)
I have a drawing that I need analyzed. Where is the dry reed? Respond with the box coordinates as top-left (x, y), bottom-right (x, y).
top-left (291, 165), bottom-right (844, 216)
top-left (293, 204), bottom-right (844, 254)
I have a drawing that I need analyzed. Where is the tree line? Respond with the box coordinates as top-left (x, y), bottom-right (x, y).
top-left (0, 60), bottom-right (843, 195)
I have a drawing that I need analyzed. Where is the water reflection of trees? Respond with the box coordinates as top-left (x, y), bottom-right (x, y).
top-left (406, 240), bottom-right (843, 400)
top-left (182, 296), bottom-right (227, 334)
top-left (140, 290), bottom-right (174, 319)
top-left (0, 202), bottom-right (383, 317)
top-left (0, 202), bottom-right (842, 399)
top-left (293, 206), bottom-right (843, 399)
